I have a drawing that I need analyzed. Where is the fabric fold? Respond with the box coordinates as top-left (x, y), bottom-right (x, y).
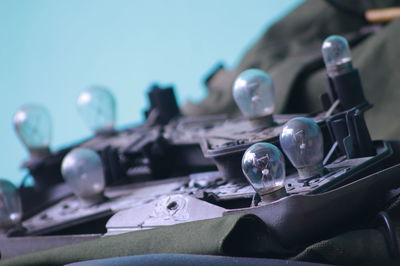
top-left (0, 214), bottom-right (286, 266)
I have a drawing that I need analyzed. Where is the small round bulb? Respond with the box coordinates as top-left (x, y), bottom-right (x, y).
top-left (242, 142), bottom-right (286, 202)
top-left (77, 87), bottom-right (116, 134)
top-left (0, 179), bottom-right (23, 231)
top-left (233, 69), bottom-right (275, 119)
top-left (13, 104), bottom-right (52, 152)
top-left (322, 35), bottom-right (353, 77)
top-left (279, 117), bottom-right (324, 180)
top-left (61, 148), bottom-right (106, 205)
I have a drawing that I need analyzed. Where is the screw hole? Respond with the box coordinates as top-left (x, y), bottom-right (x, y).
top-left (167, 201), bottom-right (178, 210)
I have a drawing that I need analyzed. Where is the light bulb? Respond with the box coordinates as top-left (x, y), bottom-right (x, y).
top-left (13, 104), bottom-right (52, 152)
top-left (77, 87), bottom-right (116, 134)
top-left (233, 69), bottom-right (275, 119)
top-left (61, 148), bottom-right (106, 205)
top-left (0, 179), bottom-right (23, 231)
top-left (280, 117), bottom-right (324, 180)
top-left (242, 142), bottom-right (286, 202)
top-left (322, 35), bottom-right (353, 77)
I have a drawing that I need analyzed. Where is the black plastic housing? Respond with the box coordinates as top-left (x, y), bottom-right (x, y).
top-left (146, 84), bottom-right (181, 125)
top-left (326, 69), bottom-right (367, 110)
top-left (324, 68), bottom-right (375, 158)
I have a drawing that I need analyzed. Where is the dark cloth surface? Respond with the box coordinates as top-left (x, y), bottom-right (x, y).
top-left (66, 254), bottom-right (329, 266)
top-left (0, 214), bottom-right (287, 266)
top-left (326, 0), bottom-right (400, 14)
top-left (182, 0), bottom-right (400, 140)
top-left (293, 229), bottom-right (396, 265)
top-left (1, 213), bottom-right (400, 266)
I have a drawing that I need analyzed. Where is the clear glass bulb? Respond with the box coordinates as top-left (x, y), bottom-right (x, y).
top-left (321, 35), bottom-right (353, 77)
top-left (0, 179), bottom-right (23, 231)
top-left (13, 104), bottom-right (52, 151)
top-left (233, 69), bottom-right (275, 119)
top-left (279, 117), bottom-right (324, 179)
top-left (242, 142), bottom-right (286, 201)
top-left (61, 148), bottom-right (106, 205)
top-left (77, 87), bottom-right (116, 134)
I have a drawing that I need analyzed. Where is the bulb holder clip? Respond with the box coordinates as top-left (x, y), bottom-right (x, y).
top-left (145, 85), bottom-right (181, 126)
top-left (327, 103), bottom-right (376, 159)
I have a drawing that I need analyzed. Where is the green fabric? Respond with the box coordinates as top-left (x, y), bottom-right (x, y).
top-left (0, 214), bottom-right (289, 266)
top-left (294, 229), bottom-right (399, 266)
top-left (2, 213), bottom-right (400, 266)
top-left (182, 0), bottom-right (400, 140)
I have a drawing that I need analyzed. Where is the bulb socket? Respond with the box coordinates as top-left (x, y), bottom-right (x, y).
top-left (95, 127), bottom-right (116, 136)
top-left (0, 213), bottom-right (22, 233)
top-left (28, 147), bottom-right (51, 160)
top-left (79, 194), bottom-right (107, 207)
top-left (259, 185), bottom-right (287, 203)
top-left (249, 114), bottom-right (275, 128)
top-left (297, 162), bottom-right (325, 182)
top-left (327, 61), bottom-right (353, 78)
top-left (327, 68), bottom-right (368, 111)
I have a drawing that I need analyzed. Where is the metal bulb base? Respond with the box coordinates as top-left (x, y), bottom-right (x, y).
top-left (259, 185), bottom-right (287, 203)
top-left (28, 147), bottom-right (51, 160)
top-left (80, 194), bottom-right (107, 208)
top-left (95, 127), bottom-right (116, 136)
top-left (249, 114), bottom-right (274, 128)
top-left (297, 163), bottom-right (325, 182)
top-left (327, 61), bottom-right (353, 78)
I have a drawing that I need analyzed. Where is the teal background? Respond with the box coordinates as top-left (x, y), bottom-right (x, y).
top-left (0, 0), bottom-right (302, 184)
